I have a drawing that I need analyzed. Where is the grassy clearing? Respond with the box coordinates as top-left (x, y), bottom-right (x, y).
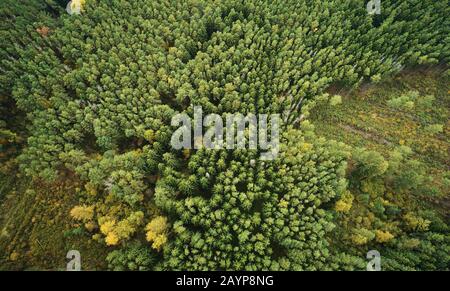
top-left (311, 66), bottom-right (449, 186)
top-left (0, 171), bottom-right (108, 270)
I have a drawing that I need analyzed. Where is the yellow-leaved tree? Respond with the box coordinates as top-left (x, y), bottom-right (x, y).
top-left (335, 191), bottom-right (354, 213)
top-left (375, 230), bottom-right (394, 243)
top-left (145, 216), bottom-right (168, 251)
top-left (99, 211), bottom-right (144, 246)
top-left (70, 205), bottom-right (94, 222)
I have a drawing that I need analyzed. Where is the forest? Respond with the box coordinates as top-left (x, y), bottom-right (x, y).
top-left (0, 0), bottom-right (448, 271)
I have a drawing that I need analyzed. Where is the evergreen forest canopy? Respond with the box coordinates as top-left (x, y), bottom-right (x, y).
top-left (0, 0), bottom-right (449, 271)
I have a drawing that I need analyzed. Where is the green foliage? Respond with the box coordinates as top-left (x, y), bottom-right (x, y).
top-left (0, 0), bottom-right (62, 170)
top-left (423, 124), bottom-right (444, 136)
top-left (155, 128), bottom-right (349, 270)
top-left (10, 0), bottom-right (449, 180)
top-left (351, 228), bottom-right (375, 245)
top-left (312, 69), bottom-right (450, 270)
top-left (329, 144), bottom-right (449, 270)
top-left (387, 91), bottom-right (419, 111)
top-left (106, 242), bottom-right (156, 271)
top-left (352, 148), bottom-right (388, 179)
top-left (0, 0), bottom-right (448, 270)
top-left (329, 95), bottom-right (342, 106)
top-left (416, 94), bottom-right (435, 111)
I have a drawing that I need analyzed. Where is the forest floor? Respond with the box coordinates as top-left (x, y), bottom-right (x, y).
top-left (0, 66), bottom-right (448, 270)
top-left (311, 65), bottom-right (449, 213)
top-left (313, 66), bottom-right (448, 166)
top-left (0, 170), bottom-right (109, 270)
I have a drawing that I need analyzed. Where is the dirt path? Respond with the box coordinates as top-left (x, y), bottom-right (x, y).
top-left (339, 124), bottom-right (392, 146)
